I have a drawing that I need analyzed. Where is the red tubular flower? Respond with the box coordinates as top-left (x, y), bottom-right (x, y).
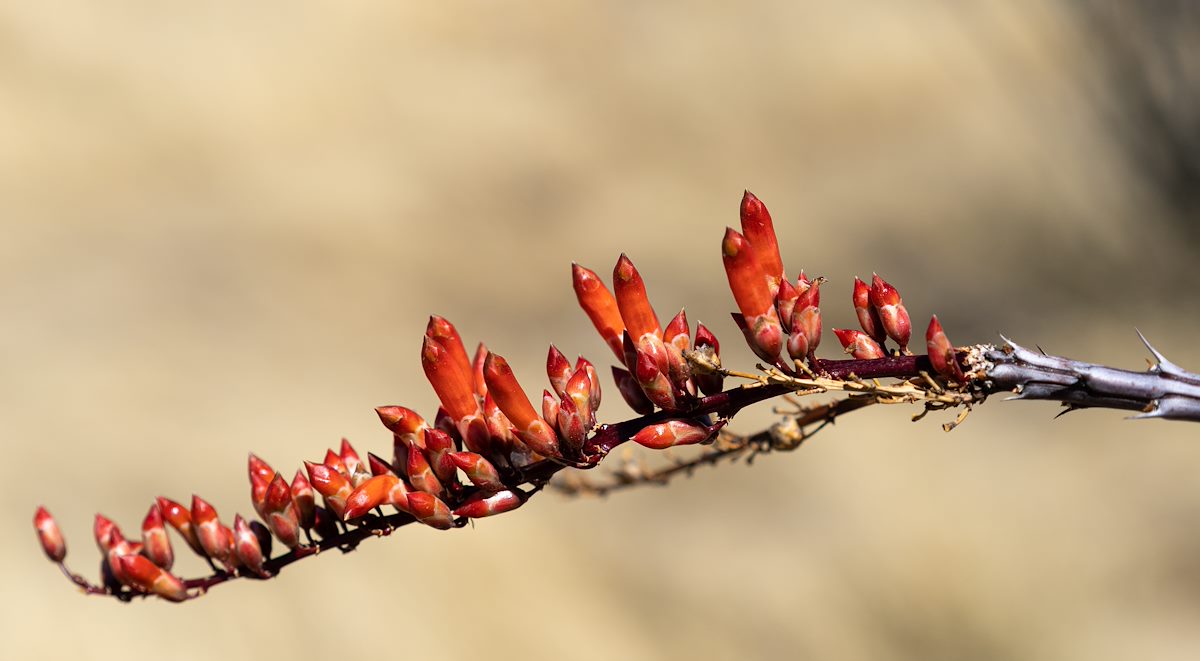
top-left (722, 228), bottom-right (784, 362)
top-left (832, 329), bottom-right (886, 360)
top-left (453, 490), bottom-right (523, 518)
top-left (34, 507), bottom-right (66, 563)
top-left (406, 447), bottom-right (444, 497)
top-left (426, 315), bottom-right (475, 387)
top-left (612, 366), bottom-right (655, 414)
top-left (190, 496), bottom-right (235, 569)
top-left (263, 473), bottom-right (301, 549)
top-left (304, 461), bottom-right (352, 519)
top-left (853, 277), bottom-right (886, 344)
top-left (290, 469), bottom-right (316, 530)
top-left (546, 345), bottom-right (573, 398)
top-left (926, 315), bottom-right (966, 383)
top-left (422, 335), bottom-right (481, 422)
top-left (613, 254), bottom-right (661, 341)
top-left (692, 322), bottom-right (724, 395)
top-left (448, 451), bottom-right (505, 492)
top-left (117, 554), bottom-right (188, 602)
top-left (869, 274), bottom-right (912, 353)
top-left (141, 504), bottom-right (174, 570)
top-left (572, 263), bottom-right (627, 362)
top-left (405, 492), bottom-right (454, 530)
top-left (156, 497), bottom-right (205, 557)
top-left (482, 352), bottom-right (560, 458)
top-left (631, 419), bottom-right (717, 449)
top-left (232, 515), bottom-right (268, 578)
top-left (739, 191), bottom-right (785, 297)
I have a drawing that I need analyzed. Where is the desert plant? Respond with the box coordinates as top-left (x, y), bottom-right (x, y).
top-left (33, 192), bottom-right (1200, 602)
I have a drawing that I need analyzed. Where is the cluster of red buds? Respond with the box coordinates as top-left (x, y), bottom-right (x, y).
top-left (34, 190), bottom-right (970, 602)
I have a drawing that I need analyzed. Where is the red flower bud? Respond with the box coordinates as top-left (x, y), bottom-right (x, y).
top-left (869, 274), bottom-right (912, 352)
top-left (483, 352), bottom-right (560, 458)
top-left (263, 473), bottom-right (301, 549)
top-left (233, 514), bottom-right (269, 578)
top-left (546, 345), bottom-right (573, 398)
top-left (191, 496), bottom-right (235, 569)
top-left (853, 277), bottom-right (886, 344)
top-left (631, 419), bottom-right (717, 449)
top-left (94, 513), bottom-right (120, 552)
top-left (612, 366), bottom-right (655, 414)
top-left (721, 228), bottom-right (776, 321)
top-left (141, 504), bottom-right (174, 570)
top-left (304, 461), bottom-right (352, 519)
top-left (407, 447), bottom-right (444, 497)
top-left (375, 406), bottom-right (429, 447)
top-left (448, 451), bottom-right (505, 492)
top-left (634, 341), bottom-right (677, 411)
top-left (323, 448), bottom-right (349, 479)
top-left (156, 497), bottom-right (205, 557)
top-left (248, 453), bottom-right (275, 487)
top-left (926, 315), bottom-right (966, 383)
top-left (471, 342), bottom-right (490, 398)
top-left (291, 469), bottom-right (316, 529)
top-left (339, 438), bottom-right (363, 477)
top-left (775, 278), bottom-right (800, 333)
top-left (692, 322), bottom-right (725, 396)
top-left (739, 191), bottom-right (785, 297)
top-left (576, 356), bottom-right (602, 412)
top-left (34, 506), bottom-right (66, 563)
top-left (453, 490), bottom-right (523, 518)
top-left (541, 390), bottom-right (560, 434)
top-left (832, 329), bottom-right (886, 360)
top-left (405, 492), bottom-right (454, 530)
top-left (117, 554), bottom-right (188, 602)
top-left (572, 263), bottom-right (626, 362)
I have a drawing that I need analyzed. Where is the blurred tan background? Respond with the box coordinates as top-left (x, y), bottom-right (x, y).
top-left (6, 2), bottom-right (1200, 659)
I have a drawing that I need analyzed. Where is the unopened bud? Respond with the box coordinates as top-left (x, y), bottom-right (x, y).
top-left (832, 329), bottom-right (886, 360)
top-left (34, 507), bottom-right (66, 563)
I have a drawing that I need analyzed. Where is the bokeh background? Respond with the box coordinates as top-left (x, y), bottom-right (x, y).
top-left (5, 2), bottom-right (1200, 659)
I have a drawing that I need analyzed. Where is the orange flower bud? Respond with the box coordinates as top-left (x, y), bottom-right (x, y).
top-left (141, 504), bottom-right (174, 570)
top-left (343, 474), bottom-right (410, 520)
top-left (323, 448), bottom-right (349, 479)
top-left (375, 406), bottom-right (429, 447)
top-left (721, 227), bottom-right (774, 320)
top-left (422, 335), bottom-right (482, 422)
top-left (613, 254), bottom-right (662, 341)
top-left (926, 315), bottom-right (966, 384)
top-left (453, 490), bottom-right (523, 518)
top-left (483, 352), bottom-right (560, 458)
top-left (117, 554), bottom-right (188, 602)
top-left (367, 452), bottom-right (396, 477)
top-left (572, 262), bottom-right (627, 362)
top-left (832, 329), bottom-right (886, 360)
top-left (426, 315), bottom-right (475, 389)
top-left (471, 342), bottom-right (490, 398)
top-left (34, 506), bottom-right (66, 563)
top-left (739, 191), bottom-right (784, 297)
